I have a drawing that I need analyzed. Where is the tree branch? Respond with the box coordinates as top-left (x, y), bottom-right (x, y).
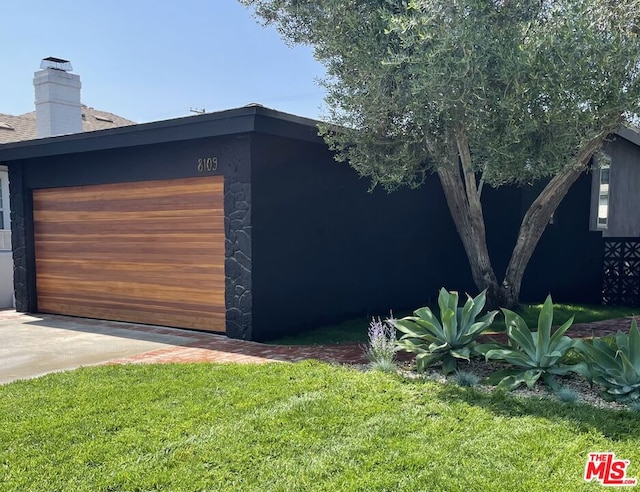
top-left (455, 125), bottom-right (488, 237)
top-left (455, 126), bottom-right (479, 209)
top-left (478, 168), bottom-right (486, 199)
top-left (501, 132), bottom-right (610, 301)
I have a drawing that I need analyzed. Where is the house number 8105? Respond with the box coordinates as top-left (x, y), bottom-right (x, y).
top-left (197, 157), bottom-right (218, 172)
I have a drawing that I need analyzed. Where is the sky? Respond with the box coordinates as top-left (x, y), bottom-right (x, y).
top-left (0, 1), bottom-right (327, 123)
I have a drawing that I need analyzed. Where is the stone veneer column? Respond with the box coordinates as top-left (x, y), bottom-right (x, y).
top-left (8, 165), bottom-right (28, 311)
top-left (224, 177), bottom-right (252, 339)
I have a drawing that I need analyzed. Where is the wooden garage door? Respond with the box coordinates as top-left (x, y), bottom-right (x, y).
top-left (33, 176), bottom-right (226, 332)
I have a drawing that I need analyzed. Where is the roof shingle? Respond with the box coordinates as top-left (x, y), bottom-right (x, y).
top-left (0, 105), bottom-right (135, 144)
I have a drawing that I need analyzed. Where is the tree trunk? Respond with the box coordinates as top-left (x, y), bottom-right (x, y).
top-left (436, 128), bottom-right (503, 308)
top-left (436, 131), bottom-right (608, 309)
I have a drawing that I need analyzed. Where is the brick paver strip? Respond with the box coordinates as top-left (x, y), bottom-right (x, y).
top-left (479, 316), bottom-right (637, 345)
top-left (1, 310), bottom-right (636, 366)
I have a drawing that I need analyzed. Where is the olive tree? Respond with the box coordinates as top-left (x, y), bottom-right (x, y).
top-left (240, 0), bottom-right (640, 307)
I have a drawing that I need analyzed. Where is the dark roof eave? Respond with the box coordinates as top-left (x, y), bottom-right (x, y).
top-left (0, 105), bottom-right (323, 163)
top-left (613, 126), bottom-right (640, 148)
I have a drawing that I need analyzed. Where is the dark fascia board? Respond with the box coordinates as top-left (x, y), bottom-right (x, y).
top-left (0, 105), bottom-right (323, 163)
top-left (613, 126), bottom-right (640, 148)
top-left (4, 111), bottom-right (631, 163)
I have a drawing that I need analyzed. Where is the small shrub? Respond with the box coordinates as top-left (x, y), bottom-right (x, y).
top-left (364, 316), bottom-right (398, 371)
top-left (453, 370), bottom-right (480, 387)
top-left (555, 387), bottom-right (579, 403)
top-left (476, 295), bottom-right (588, 391)
top-left (395, 288), bottom-right (497, 375)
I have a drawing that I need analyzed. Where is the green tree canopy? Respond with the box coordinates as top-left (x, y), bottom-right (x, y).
top-left (242, 0), bottom-right (640, 307)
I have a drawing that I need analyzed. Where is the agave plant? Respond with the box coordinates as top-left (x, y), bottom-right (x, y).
top-left (394, 288), bottom-right (498, 375)
top-left (575, 319), bottom-right (640, 404)
top-left (476, 295), bottom-right (588, 391)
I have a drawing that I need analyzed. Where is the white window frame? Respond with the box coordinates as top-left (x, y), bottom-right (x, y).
top-left (596, 163), bottom-right (610, 229)
top-left (0, 171), bottom-right (8, 231)
top-left (0, 169), bottom-right (10, 251)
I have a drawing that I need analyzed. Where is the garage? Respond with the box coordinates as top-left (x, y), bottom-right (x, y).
top-left (33, 176), bottom-right (226, 332)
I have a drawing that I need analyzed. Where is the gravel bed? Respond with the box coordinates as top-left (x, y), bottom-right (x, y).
top-left (350, 359), bottom-right (636, 412)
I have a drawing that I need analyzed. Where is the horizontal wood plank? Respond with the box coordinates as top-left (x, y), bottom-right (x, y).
top-left (37, 293), bottom-right (226, 317)
top-left (33, 176), bottom-right (226, 332)
top-left (35, 258), bottom-right (225, 276)
top-left (36, 299), bottom-right (225, 332)
top-left (33, 179), bottom-right (223, 202)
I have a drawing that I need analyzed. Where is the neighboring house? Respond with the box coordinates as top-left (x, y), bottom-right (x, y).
top-left (590, 128), bottom-right (640, 306)
top-left (0, 57), bottom-right (134, 308)
top-left (0, 106), bottom-right (134, 145)
top-left (590, 127), bottom-right (640, 237)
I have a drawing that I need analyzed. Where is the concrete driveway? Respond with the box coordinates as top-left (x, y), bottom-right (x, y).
top-left (0, 310), bottom-right (369, 385)
top-left (0, 310), bottom-right (198, 385)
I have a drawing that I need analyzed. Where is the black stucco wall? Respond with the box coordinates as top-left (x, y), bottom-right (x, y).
top-left (249, 133), bottom-right (475, 340)
top-left (522, 173), bottom-right (603, 304)
top-left (249, 136), bottom-right (604, 340)
top-left (481, 184), bottom-right (523, 282)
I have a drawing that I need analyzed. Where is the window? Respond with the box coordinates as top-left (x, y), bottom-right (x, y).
top-left (597, 163), bottom-right (610, 228)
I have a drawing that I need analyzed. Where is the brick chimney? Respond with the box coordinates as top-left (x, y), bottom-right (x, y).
top-left (34, 57), bottom-right (82, 138)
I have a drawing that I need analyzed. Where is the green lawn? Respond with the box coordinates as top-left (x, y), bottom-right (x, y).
top-left (271, 303), bottom-right (640, 345)
top-left (1, 362), bottom-right (639, 491)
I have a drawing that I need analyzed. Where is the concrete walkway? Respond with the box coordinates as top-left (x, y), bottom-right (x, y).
top-left (0, 309), bottom-right (636, 385)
